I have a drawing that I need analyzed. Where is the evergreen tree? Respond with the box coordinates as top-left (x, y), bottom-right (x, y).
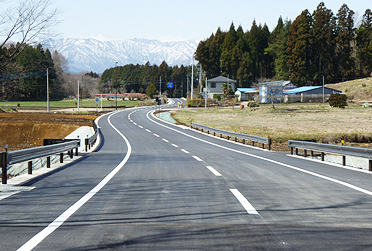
top-left (356, 9), bottom-right (372, 77)
top-left (312, 2), bottom-right (337, 81)
top-left (335, 4), bottom-right (355, 80)
top-left (287, 10), bottom-right (314, 85)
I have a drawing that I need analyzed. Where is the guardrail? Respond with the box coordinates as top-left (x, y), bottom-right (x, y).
top-left (190, 122), bottom-right (272, 150)
top-left (1, 140), bottom-right (80, 184)
top-left (288, 140), bottom-right (372, 171)
top-left (85, 128), bottom-right (99, 152)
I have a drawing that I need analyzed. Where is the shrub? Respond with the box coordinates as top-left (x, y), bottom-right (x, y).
top-left (186, 98), bottom-right (205, 107)
top-left (329, 93), bottom-right (348, 108)
top-left (248, 101), bottom-right (259, 108)
top-left (213, 94), bottom-right (221, 101)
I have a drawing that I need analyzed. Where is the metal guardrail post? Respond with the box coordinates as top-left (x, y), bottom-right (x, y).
top-left (321, 152), bottom-right (325, 161)
top-left (85, 138), bottom-right (89, 152)
top-left (1, 152), bottom-right (8, 184)
top-left (342, 156), bottom-right (346, 166)
top-left (47, 156), bottom-right (51, 168)
top-left (28, 161), bottom-right (32, 174)
top-left (60, 153), bottom-right (64, 163)
top-left (69, 150), bottom-right (73, 159)
top-left (370, 160), bottom-right (372, 172)
top-left (75, 147), bottom-right (78, 156)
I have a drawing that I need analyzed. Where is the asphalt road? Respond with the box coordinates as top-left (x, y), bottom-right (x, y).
top-left (1, 100), bottom-right (372, 250)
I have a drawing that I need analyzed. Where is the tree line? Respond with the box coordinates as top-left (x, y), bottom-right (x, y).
top-left (195, 2), bottom-right (372, 87)
top-left (100, 62), bottom-right (195, 98)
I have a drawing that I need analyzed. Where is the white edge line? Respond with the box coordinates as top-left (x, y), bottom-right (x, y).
top-left (230, 189), bottom-right (259, 215)
top-left (17, 111), bottom-right (132, 251)
top-left (206, 166), bottom-right (222, 176)
top-left (146, 110), bottom-right (372, 197)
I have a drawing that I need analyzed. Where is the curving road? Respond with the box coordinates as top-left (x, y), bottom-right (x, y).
top-left (1, 101), bottom-right (372, 250)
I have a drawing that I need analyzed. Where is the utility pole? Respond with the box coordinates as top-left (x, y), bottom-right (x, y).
top-left (322, 76), bottom-right (325, 103)
top-left (159, 76), bottom-right (161, 96)
top-left (205, 77), bottom-right (207, 109)
top-left (191, 57), bottom-right (194, 100)
top-left (46, 68), bottom-right (49, 112)
top-left (77, 80), bottom-right (80, 112)
top-left (115, 62), bottom-right (118, 110)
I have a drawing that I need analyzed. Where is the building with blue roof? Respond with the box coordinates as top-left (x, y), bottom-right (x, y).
top-left (235, 88), bottom-right (259, 101)
top-left (283, 86), bottom-right (341, 102)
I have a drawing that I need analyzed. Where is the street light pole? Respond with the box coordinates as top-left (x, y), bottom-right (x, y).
top-left (115, 62), bottom-right (118, 110)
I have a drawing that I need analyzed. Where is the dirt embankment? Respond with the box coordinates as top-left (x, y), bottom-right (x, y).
top-left (0, 112), bottom-right (98, 152)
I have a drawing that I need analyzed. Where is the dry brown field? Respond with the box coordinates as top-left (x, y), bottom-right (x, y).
top-left (0, 112), bottom-right (98, 152)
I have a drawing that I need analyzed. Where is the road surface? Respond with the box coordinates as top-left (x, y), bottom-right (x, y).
top-left (1, 101), bottom-right (372, 250)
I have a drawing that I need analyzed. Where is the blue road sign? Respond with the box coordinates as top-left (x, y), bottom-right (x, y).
top-left (95, 97), bottom-right (99, 104)
top-left (167, 82), bottom-right (174, 88)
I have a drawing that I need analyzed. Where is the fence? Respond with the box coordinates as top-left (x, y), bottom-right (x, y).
top-left (288, 140), bottom-right (372, 171)
top-left (190, 122), bottom-right (272, 150)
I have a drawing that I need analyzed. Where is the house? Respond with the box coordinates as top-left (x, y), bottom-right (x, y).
top-left (283, 86), bottom-right (342, 102)
top-left (235, 88), bottom-right (259, 101)
top-left (202, 76), bottom-right (237, 99)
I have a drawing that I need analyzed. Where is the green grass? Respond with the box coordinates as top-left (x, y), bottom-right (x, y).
top-left (0, 99), bottom-right (139, 108)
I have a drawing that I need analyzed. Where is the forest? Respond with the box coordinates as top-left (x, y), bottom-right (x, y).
top-left (196, 3), bottom-right (372, 87)
top-left (0, 44), bottom-right (100, 102)
top-left (99, 62), bottom-right (194, 98)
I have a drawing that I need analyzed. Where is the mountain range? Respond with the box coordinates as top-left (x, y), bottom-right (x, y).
top-left (42, 38), bottom-right (198, 73)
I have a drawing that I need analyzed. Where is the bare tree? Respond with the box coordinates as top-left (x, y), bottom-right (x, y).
top-left (0, 0), bottom-right (59, 69)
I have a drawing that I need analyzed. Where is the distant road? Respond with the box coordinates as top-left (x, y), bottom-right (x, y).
top-left (1, 103), bottom-right (372, 250)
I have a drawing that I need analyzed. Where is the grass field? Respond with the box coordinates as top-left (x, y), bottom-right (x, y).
top-left (171, 102), bottom-right (372, 150)
top-left (0, 99), bottom-right (139, 109)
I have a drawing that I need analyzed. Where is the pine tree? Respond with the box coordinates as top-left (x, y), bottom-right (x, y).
top-left (335, 4), bottom-right (355, 80)
top-left (356, 9), bottom-right (372, 77)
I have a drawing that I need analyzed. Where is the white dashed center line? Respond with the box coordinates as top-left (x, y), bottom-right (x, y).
top-left (206, 166), bottom-right (222, 176)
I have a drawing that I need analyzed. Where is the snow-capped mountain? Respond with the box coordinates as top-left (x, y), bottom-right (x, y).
top-left (42, 38), bottom-right (198, 73)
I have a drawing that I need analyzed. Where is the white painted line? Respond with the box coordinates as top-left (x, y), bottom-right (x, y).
top-left (154, 134), bottom-right (160, 137)
top-left (162, 138), bottom-right (169, 142)
top-left (146, 129), bottom-right (151, 133)
top-left (133, 122), bottom-right (137, 125)
top-left (171, 144), bottom-right (179, 148)
top-left (230, 189), bottom-right (259, 215)
top-left (181, 149), bottom-right (189, 154)
top-left (138, 125), bottom-right (143, 128)
top-left (206, 166), bottom-right (222, 176)
top-left (17, 111), bottom-right (132, 251)
top-left (193, 156), bottom-right (203, 162)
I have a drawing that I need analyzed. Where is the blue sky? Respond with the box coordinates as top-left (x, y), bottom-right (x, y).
top-left (5, 0), bottom-right (372, 42)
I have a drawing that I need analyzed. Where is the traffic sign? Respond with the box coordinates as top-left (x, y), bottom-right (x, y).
top-left (167, 82), bottom-right (174, 88)
top-left (95, 97), bottom-right (99, 104)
